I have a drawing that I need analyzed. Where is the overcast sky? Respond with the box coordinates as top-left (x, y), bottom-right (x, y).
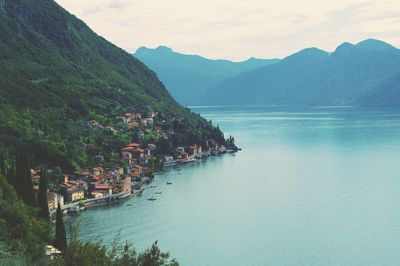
top-left (55, 0), bottom-right (400, 61)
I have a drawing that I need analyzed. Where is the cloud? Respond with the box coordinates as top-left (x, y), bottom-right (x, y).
top-left (55, 0), bottom-right (400, 60)
top-left (108, 0), bottom-right (133, 9)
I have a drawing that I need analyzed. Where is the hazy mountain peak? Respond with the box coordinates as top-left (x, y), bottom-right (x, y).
top-left (355, 39), bottom-right (396, 50)
top-left (133, 47), bottom-right (278, 104)
top-left (332, 42), bottom-right (358, 57)
top-left (135, 45), bottom-right (173, 55)
top-left (155, 45), bottom-right (173, 52)
top-left (284, 47), bottom-right (329, 62)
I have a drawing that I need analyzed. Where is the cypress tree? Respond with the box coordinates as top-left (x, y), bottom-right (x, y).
top-left (37, 169), bottom-right (50, 220)
top-left (0, 151), bottom-right (5, 177)
top-left (6, 159), bottom-right (15, 187)
top-left (54, 203), bottom-right (67, 251)
top-left (15, 147), bottom-right (36, 206)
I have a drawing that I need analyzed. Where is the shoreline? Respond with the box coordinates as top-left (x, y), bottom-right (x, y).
top-left (58, 148), bottom-right (240, 218)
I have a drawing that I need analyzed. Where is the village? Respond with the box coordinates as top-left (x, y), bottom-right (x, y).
top-left (30, 110), bottom-right (238, 216)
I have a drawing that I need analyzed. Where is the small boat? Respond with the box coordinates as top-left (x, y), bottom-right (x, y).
top-left (166, 182), bottom-right (172, 185)
top-left (178, 172), bottom-right (182, 175)
top-left (147, 198), bottom-right (157, 201)
top-left (150, 185), bottom-right (157, 188)
top-left (155, 192), bottom-right (162, 194)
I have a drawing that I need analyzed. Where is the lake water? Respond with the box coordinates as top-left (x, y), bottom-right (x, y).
top-left (78, 106), bottom-right (400, 265)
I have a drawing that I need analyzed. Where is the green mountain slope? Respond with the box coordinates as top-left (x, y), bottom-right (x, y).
top-left (0, 0), bottom-right (224, 170)
top-left (134, 46), bottom-right (279, 105)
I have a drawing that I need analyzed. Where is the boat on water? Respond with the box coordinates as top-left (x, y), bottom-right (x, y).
top-left (67, 206), bottom-right (80, 214)
top-left (147, 198), bottom-right (157, 201)
top-left (178, 172), bottom-right (182, 175)
top-left (163, 159), bottom-right (179, 167)
top-left (155, 192), bottom-right (162, 194)
top-left (166, 182), bottom-right (172, 185)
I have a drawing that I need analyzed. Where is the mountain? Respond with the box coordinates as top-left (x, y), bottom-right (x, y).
top-left (204, 39), bottom-right (400, 106)
top-left (134, 46), bottom-right (279, 105)
top-left (0, 0), bottom-right (225, 170)
top-left (359, 70), bottom-right (400, 106)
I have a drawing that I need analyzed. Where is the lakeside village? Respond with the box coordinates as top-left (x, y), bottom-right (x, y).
top-left (32, 110), bottom-right (239, 216)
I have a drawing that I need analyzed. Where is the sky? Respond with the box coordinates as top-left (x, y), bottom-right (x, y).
top-left (55, 0), bottom-right (400, 61)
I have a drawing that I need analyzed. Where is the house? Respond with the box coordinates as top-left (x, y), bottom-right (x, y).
top-left (125, 113), bottom-right (134, 120)
top-left (141, 119), bottom-right (148, 126)
top-left (87, 120), bottom-right (99, 127)
top-left (132, 149), bottom-right (145, 164)
top-left (188, 144), bottom-right (199, 155)
top-left (128, 121), bottom-right (139, 128)
top-left (46, 245), bottom-right (62, 259)
top-left (65, 187), bottom-right (85, 202)
top-left (68, 179), bottom-right (88, 191)
top-left (93, 184), bottom-right (112, 196)
top-left (131, 165), bottom-right (143, 178)
top-left (145, 118), bottom-right (154, 125)
top-left (112, 177), bottom-right (131, 194)
top-left (47, 192), bottom-right (64, 211)
top-left (122, 146), bottom-right (136, 153)
top-left (92, 166), bottom-right (104, 176)
top-left (90, 190), bottom-right (109, 198)
top-left (73, 170), bottom-right (91, 180)
top-left (127, 143), bottom-right (141, 148)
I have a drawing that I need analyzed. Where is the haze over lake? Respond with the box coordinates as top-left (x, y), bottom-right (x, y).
top-left (78, 106), bottom-right (400, 265)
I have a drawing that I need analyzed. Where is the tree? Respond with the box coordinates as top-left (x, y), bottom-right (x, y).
top-left (37, 169), bottom-right (50, 220)
top-left (6, 159), bottom-right (15, 187)
top-left (15, 147), bottom-right (36, 207)
top-left (54, 203), bottom-right (67, 251)
top-left (155, 138), bottom-right (174, 156)
top-left (0, 174), bottom-right (50, 263)
top-left (0, 151), bottom-right (5, 177)
top-left (137, 241), bottom-right (179, 266)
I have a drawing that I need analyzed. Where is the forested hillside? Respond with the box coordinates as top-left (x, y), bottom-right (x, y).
top-left (0, 0), bottom-right (225, 171)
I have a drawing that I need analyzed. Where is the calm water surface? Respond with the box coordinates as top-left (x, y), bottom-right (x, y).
top-left (78, 106), bottom-right (400, 265)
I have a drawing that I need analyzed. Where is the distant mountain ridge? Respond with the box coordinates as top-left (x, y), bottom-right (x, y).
top-left (205, 39), bottom-right (400, 106)
top-left (134, 46), bottom-right (279, 105)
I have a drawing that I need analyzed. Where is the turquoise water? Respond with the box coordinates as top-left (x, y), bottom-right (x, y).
top-left (78, 106), bottom-right (400, 265)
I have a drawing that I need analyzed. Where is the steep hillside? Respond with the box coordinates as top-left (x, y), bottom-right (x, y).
top-left (0, 0), bottom-right (225, 170)
top-left (205, 39), bottom-right (400, 106)
top-left (134, 46), bottom-right (279, 105)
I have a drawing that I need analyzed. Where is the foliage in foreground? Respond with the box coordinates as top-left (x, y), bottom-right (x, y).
top-left (0, 174), bottom-right (179, 265)
top-left (50, 224), bottom-right (179, 266)
top-left (0, 174), bottom-right (50, 264)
